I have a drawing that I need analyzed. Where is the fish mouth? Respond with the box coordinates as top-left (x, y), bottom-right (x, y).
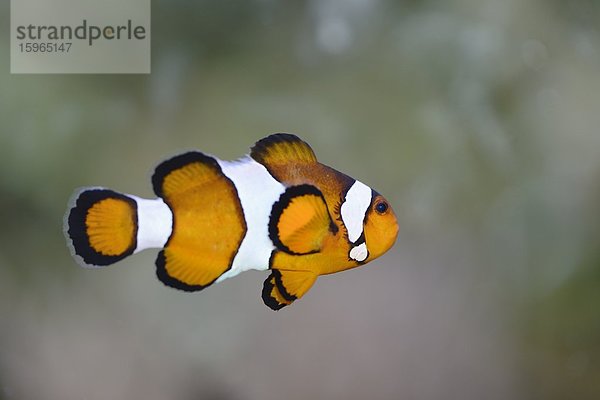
top-left (364, 222), bottom-right (399, 261)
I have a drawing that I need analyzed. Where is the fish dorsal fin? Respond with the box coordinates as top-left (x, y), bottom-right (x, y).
top-left (251, 133), bottom-right (318, 168)
top-left (262, 269), bottom-right (317, 310)
top-left (153, 151), bottom-right (223, 199)
top-left (151, 151), bottom-right (246, 291)
top-left (269, 185), bottom-right (334, 255)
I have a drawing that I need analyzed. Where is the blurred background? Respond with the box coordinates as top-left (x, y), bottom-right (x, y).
top-left (1, 0), bottom-right (600, 399)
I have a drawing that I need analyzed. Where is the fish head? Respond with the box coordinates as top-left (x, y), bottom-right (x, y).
top-left (363, 192), bottom-right (398, 261)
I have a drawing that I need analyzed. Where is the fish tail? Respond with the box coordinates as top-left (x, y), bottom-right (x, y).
top-left (65, 188), bottom-right (138, 267)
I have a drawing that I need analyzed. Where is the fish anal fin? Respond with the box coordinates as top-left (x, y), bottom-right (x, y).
top-left (270, 185), bottom-right (334, 255)
top-left (156, 246), bottom-right (228, 291)
top-left (251, 133), bottom-right (317, 168)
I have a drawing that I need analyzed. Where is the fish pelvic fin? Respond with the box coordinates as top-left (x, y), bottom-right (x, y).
top-left (65, 188), bottom-right (138, 267)
top-left (262, 269), bottom-right (317, 311)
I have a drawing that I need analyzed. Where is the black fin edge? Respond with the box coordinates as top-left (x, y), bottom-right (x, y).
top-left (250, 133), bottom-right (316, 165)
top-left (272, 269), bottom-right (297, 302)
top-left (155, 250), bottom-right (214, 292)
top-left (261, 272), bottom-right (289, 311)
top-left (152, 150), bottom-right (247, 292)
top-left (151, 151), bottom-right (222, 198)
top-left (66, 189), bottom-right (138, 266)
top-left (268, 184), bottom-right (328, 256)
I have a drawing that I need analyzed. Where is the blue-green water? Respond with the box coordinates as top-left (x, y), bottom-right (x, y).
top-left (1, 1), bottom-right (599, 399)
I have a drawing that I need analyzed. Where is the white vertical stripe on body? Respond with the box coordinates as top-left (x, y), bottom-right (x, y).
top-left (131, 196), bottom-right (173, 253)
top-left (349, 242), bottom-right (368, 262)
top-left (216, 156), bottom-right (286, 282)
top-left (340, 180), bottom-right (372, 243)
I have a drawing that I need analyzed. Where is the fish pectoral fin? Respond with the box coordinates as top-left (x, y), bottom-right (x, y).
top-left (261, 269), bottom-right (317, 311)
top-left (251, 133), bottom-right (318, 168)
top-left (270, 185), bottom-right (334, 255)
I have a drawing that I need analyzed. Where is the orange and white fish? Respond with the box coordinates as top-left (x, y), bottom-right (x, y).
top-left (65, 134), bottom-right (398, 310)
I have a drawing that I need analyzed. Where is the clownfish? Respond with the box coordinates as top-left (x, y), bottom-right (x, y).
top-left (64, 134), bottom-right (398, 310)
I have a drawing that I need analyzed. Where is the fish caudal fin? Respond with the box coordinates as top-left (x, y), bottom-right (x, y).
top-left (65, 188), bottom-right (138, 267)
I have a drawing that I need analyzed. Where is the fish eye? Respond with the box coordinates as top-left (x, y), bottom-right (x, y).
top-left (375, 201), bottom-right (388, 214)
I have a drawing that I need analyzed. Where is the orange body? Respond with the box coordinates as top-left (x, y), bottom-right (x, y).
top-left (65, 133), bottom-right (399, 310)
